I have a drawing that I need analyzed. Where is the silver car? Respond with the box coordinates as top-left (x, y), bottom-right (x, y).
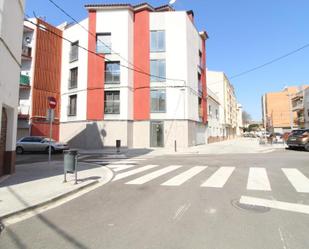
top-left (16, 136), bottom-right (69, 154)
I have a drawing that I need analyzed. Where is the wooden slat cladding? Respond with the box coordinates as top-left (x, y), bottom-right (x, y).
top-left (32, 19), bottom-right (62, 120)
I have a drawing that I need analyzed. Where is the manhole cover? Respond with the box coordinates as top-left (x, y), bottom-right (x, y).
top-left (231, 199), bottom-right (271, 213)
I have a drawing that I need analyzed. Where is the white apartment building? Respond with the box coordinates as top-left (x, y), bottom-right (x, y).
top-left (59, 3), bottom-right (208, 149)
top-left (206, 87), bottom-right (222, 143)
top-left (0, 0), bottom-right (25, 176)
top-left (207, 70), bottom-right (238, 139)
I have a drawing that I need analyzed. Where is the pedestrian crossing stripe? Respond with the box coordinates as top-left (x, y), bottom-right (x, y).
top-left (109, 164), bottom-right (309, 193)
top-left (162, 166), bottom-right (207, 186)
top-left (201, 167), bottom-right (235, 188)
top-left (247, 167), bottom-right (271, 191)
top-left (126, 165), bottom-right (182, 185)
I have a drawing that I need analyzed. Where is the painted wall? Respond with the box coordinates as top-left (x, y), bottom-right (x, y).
top-left (0, 0), bottom-right (25, 175)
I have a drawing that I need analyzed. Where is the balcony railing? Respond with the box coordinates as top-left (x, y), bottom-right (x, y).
top-left (292, 100), bottom-right (304, 111)
top-left (20, 74), bottom-right (30, 88)
top-left (22, 46), bottom-right (32, 58)
top-left (18, 105), bottom-right (30, 119)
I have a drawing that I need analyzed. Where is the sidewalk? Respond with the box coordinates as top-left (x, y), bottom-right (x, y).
top-left (0, 160), bottom-right (113, 221)
top-left (77, 138), bottom-right (286, 158)
top-left (142, 138), bottom-right (286, 156)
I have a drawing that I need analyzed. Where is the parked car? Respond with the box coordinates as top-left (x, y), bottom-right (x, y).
top-left (286, 129), bottom-right (309, 151)
top-left (16, 136), bottom-right (69, 154)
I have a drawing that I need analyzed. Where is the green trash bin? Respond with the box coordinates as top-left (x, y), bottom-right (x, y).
top-left (64, 150), bottom-right (78, 173)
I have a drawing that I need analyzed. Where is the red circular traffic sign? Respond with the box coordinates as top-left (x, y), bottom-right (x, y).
top-left (48, 96), bottom-right (57, 109)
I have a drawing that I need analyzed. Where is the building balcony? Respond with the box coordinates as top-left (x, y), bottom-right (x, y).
top-left (21, 46), bottom-right (32, 59)
top-left (18, 105), bottom-right (30, 119)
top-left (292, 100), bottom-right (304, 112)
top-left (20, 74), bottom-right (31, 89)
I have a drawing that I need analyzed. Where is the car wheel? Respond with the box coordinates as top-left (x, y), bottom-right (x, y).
top-left (45, 146), bottom-right (55, 154)
top-left (288, 146), bottom-right (295, 150)
top-left (305, 143), bottom-right (309, 152)
top-left (16, 146), bottom-right (24, 154)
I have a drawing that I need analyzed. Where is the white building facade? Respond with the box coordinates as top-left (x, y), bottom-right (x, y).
top-left (0, 0), bottom-right (25, 176)
top-left (207, 71), bottom-right (238, 139)
top-left (206, 87), bottom-right (222, 143)
top-left (60, 3), bottom-right (209, 149)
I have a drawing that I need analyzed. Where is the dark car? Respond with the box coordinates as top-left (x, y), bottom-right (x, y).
top-left (286, 129), bottom-right (309, 151)
top-left (16, 136), bottom-right (69, 154)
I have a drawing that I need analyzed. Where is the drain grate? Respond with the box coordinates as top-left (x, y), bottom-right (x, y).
top-left (231, 199), bottom-right (271, 213)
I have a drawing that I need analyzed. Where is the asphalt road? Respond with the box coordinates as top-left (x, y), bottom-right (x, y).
top-left (1, 148), bottom-right (309, 249)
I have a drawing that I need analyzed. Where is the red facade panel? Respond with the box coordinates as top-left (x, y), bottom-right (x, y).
top-left (133, 10), bottom-right (150, 120)
top-left (32, 19), bottom-right (62, 138)
top-left (87, 10), bottom-right (105, 120)
top-left (201, 38), bottom-right (208, 124)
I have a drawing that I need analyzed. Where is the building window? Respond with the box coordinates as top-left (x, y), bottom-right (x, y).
top-left (199, 50), bottom-right (203, 68)
top-left (151, 89), bottom-right (166, 113)
top-left (68, 95), bottom-right (77, 116)
top-left (150, 30), bottom-right (165, 52)
top-left (198, 73), bottom-right (202, 96)
top-left (216, 109), bottom-right (219, 119)
top-left (69, 67), bottom-right (78, 89)
top-left (105, 62), bottom-right (120, 84)
top-left (198, 97), bottom-right (203, 118)
top-left (209, 105), bottom-right (212, 117)
top-left (150, 59), bottom-right (166, 82)
top-left (104, 91), bottom-right (120, 114)
top-left (70, 41), bottom-right (79, 62)
top-left (96, 33), bottom-right (111, 54)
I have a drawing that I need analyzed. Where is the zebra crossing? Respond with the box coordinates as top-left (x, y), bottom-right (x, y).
top-left (106, 159), bottom-right (309, 193)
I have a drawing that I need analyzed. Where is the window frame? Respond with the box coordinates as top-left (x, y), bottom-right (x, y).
top-left (105, 61), bottom-right (120, 84)
top-left (150, 30), bottom-right (166, 52)
top-left (96, 33), bottom-right (111, 54)
top-left (69, 41), bottom-right (79, 62)
top-left (104, 91), bottom-right (120, 114)
top-left (68, 94), bottom-right (77, 116)
top-left (150, 89), bottom-right (166, 113)
top-left (69, 67), bottom-right (78, 89)
top-left (150, 59), bottom-right (166, 82)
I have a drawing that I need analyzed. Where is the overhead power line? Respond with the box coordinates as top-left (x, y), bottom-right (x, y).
top-left (230, 43), bottom-right (309, 80)
top-left (24, 17), bottom-right (205, 100)
top-left (47, 0), bottom-right (152, 77)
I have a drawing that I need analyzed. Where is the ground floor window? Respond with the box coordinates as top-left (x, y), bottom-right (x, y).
top-left (104, 91), bottom-right (120, 114)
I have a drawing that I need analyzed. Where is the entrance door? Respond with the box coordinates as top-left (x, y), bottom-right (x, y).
top-left (150, 121), bottom-right (164, 147)
top-left (0, 108), bottom-right (7, 177)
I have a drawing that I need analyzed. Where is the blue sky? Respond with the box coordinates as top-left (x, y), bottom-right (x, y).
top-left (25, 0), bottom-right (309, 120)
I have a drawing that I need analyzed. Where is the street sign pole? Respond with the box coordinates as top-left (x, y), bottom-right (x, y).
top-left (47, 96), bottom-right (57, 164)
top-left (48, 109), bottom-right (53, 164)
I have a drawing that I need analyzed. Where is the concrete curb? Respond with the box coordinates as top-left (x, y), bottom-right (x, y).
top-left (1, 165), bottom-right (114, 225)
top-left (0, 180), bottom-right (99, 221)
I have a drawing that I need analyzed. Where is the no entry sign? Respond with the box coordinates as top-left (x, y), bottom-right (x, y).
top-left (48, 96), bottom-right (57, 109)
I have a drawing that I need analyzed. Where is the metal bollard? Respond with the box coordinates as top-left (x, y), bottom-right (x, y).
top-left (116, 140), bottom-right (121, 153)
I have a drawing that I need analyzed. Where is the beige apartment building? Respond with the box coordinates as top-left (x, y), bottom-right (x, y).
top-left (262, 87), bottom-right (299, 133)
top-left (207, 71), bottom-right (238, 139)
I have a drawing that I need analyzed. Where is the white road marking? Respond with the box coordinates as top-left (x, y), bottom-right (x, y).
top-left (240, 196), bottom-right (309, 215)
top-left (201, 167), bottom-right (235, 188)
top-left (161, 166), bottom-right (207, 186)
top-left (112, 165), bottom-right (159, 182)
top-left (247, 167), bottom-right (271, 191)
top-left (111, 165), bottom-right (137, 172)
top-left (111, 160), bottom-right (138, 165)
top-left (126, 165), bottom-right (182, 185)
top-left (282, 168), bottom-right (309, 193)
top-left (173, 203), bottom-right (191, 221)
top-left (131, 158), bottom-right (146, 161)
